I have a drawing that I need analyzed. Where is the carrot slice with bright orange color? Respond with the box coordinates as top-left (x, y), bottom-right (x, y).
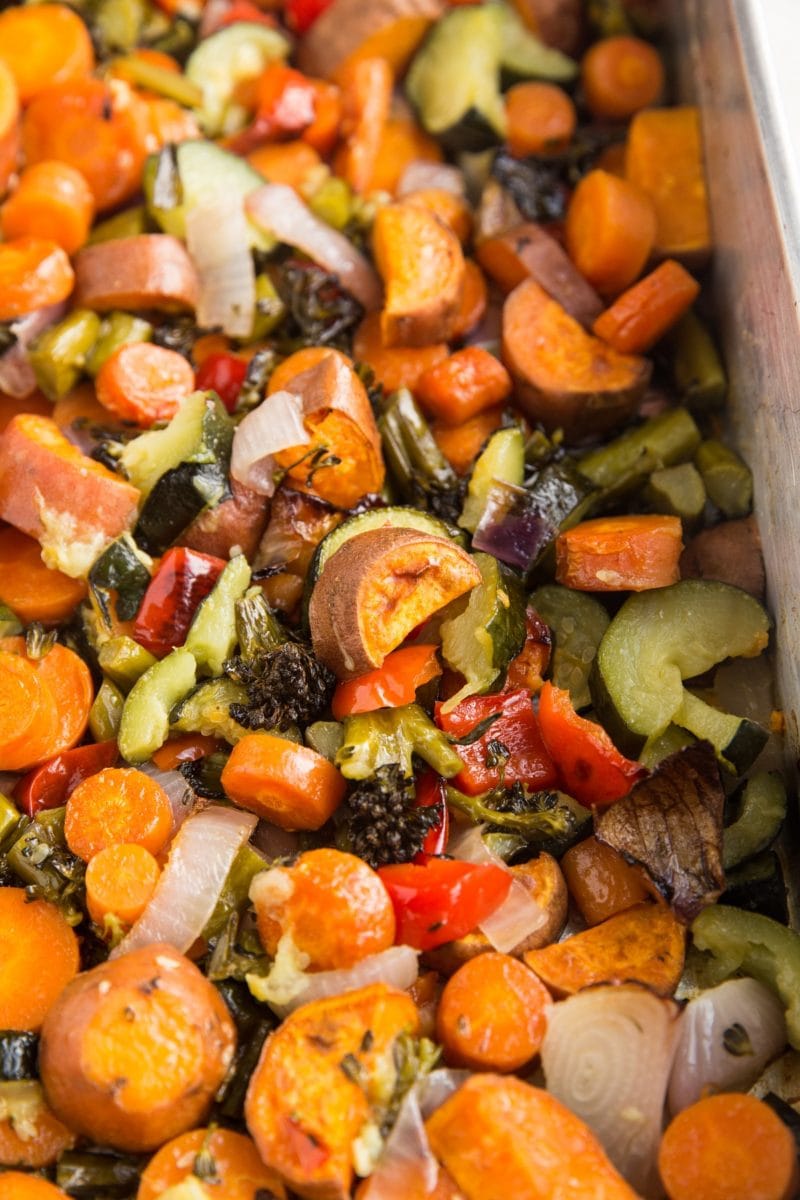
top-left (0, 4), bottom-right (94, 104)
top-left (0, 237), bottom-right (74, 321)
top-left (505, 81), bottom-right (577, 157)
top-left (85, 843), bottom-right (161, 928)
top-left (335, 56), bottom-right (392, 195)
top-left (0, 887), bottom-right (80, 1032)
top-left (0, 1101), bottom-right (75, 1169)
top-left (96, 342), bottom-right (196, 427)
top-left (0, 651), bottom-right (55, 771)
top-left (582, 34), bottom-right (664, 121)
top-left (0, 528), bottom-right (86, 624)
top-left (0, 61), bottom-right (20, 199)
top-left (2, 160), bottom-right (94, 255)
top-left (138, 1128), bottom-right (287, 1200)
top-left (221, 732), bottom-right (347, 831)
top-left (0, 637), bottom-right (93, 770)
top-left (65, 767), bottom-right (173, 862)
top-left (0, 1172), bottom-right (68, 1199)
top-left (592, 259), bottom-right (701, 354)
top-left (432, 405), bottom-right (505, 476)
top-left (555, 514), bottom-right (683, 591)
top-left (416, 347), bottom-right (512, 425)
top-left (353, 312), bottom-right (448, 392)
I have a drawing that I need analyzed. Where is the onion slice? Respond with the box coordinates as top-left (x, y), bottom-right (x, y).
top-left (668, 977), bottom-right (787, 1115)
top-left (250, 943), bottom-right (419, 1018)
top-left (186, 198), bottom-right (256, 337)
top-left (542, 984), bottom-right (681, 1196)
top-left (0, 302), bottom-right (68, 397)
top-left (112, 805), bottom-right (257, 958)
top-left (230, 388), bottom-right (309, 496)
top-left (246, 183), bottom-right (382, 311)
top-left (397, 161), bottom-right (466, 198)
top-left (136, 760), bottom-right (198, 833)
top-left (448, 823), bottom-right (549, 953)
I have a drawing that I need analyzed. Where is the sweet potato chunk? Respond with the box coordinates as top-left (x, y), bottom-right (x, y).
top-left (73, 234), bottom-right (199, 313)
top-left (298, 0), bottom-right (444, 80)
top-left (477, 221), bottom-right (602, 325)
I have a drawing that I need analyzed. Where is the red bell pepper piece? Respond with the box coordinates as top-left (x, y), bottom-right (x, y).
top-left (14, 740), bottom-right (118, 818)
top-left (330, 645), bottom-right (442, 721)
top-left (414, 769), bottom-right (449, 858)
top-left (133, 547), bottom-right (226, 658)
top-left (284, 0), bottom-right (334, 34)
top-left (378, 857), bottom-right (511, 951)
top-left (195, 352), bottom-right (248, 414)
top-left (151, 734), bottom-right (226, 771)
top-left (503, 607), bottom-right (553, 693)
top-left (435, 688), bottom-right (558, 797)
top-left (537, 681), bottom-right (647, 809)
top-left (208, 0), bottom-right (278, 31)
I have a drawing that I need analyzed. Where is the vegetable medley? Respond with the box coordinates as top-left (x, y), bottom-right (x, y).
top-left (0, 0), bottom-right (797, 1197)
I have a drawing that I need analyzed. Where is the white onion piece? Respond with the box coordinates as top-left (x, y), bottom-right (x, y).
top-left (448, 822), bottom-right (549, 953)
top-left (136, 760), bottom-right (198, 833)
top-left (186, 198), bottom-right (256, 337)
top-left (542, 984), bottom-right (681, 1196)
top-left (230, 389), bottom-right (309, 496)
top-left (246, 183), bottom-right (382, 311)
top-left (668, 978), bottom-right (787, 1115)
top-left (397, 160), bottom-right (466, 198)
top-left (271, 944), bottom-right (419, 1018)
top-left (112, 805), bottom-right (257, 958)
top-left (0, 302), bottom-right (68, 397)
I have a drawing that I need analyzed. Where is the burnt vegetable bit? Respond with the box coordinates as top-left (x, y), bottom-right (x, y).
top-left (341, 764), bottom-right (440, 869)
top-left (151, 314), bottom-right (201, 360)
top-left (271, 260), bottom-right (364, 351)
top-left (491, 138), bottom-right (621, 225)
top-left (226, 641), bottom-right (336, 732)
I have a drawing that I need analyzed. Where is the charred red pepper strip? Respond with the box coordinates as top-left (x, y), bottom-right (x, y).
top-left (435, 688), bottom-right (558, 797)
top-left (194, 352), bottom-right (248, 415)
top-left (414, 768), bottom-right (449, 857)
top-left (378, 857), bottom-right (512, 951)
top-left (284, 0), bottom-right (335, 34)
top-left (537, 681), bottom-right (647, 809)
top-left (134, 547), bottom-right (226, 658)
top-left (14, 740), bottom-right (118, 817)
top-left (330, 645), bottom-right (442, 720)
top-left (151, 733), bottom-right (226, 771)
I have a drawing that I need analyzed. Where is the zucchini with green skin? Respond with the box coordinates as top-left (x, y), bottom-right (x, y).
top-left (170, 676), bottom-right (252, 744)
top-left (530, 583), bottom-right (609, 709)
top-left (185, 555), bottom-right (252, 678)
top-left (674, 689), bottom-right (767, 774)
top-left (695, 439), bottom-right (753, 518)
top-left (336, 704), bottom-right (464, 781)
top-left (118, 647), bottom-right (197, 763)
top-left (97, 635), bottom-right (158, 693)
top-left (644, 462), bottom-right (706, 523)
top-left (88, 534), bottom-right (152, 623)
top-left (184, 23), bottom-right (290, 137)
top-left (88, 678), bottom-right (125, 742)
top-left (28, 310), bottom-right (102, 400)
top-left (721, 853), bottom-right (788, 925)
top-left (723, 772), bottom-right (787, 870)
top-left (459, 426), bottom-right (525, 533)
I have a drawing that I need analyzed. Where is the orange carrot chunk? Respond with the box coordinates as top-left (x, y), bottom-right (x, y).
top-left (561, 837), bottom-right (652, 926)
top-left (353, 312), bottom-right (449, 392)
top-left (0, 4), bottom-right (94, 104)
top-left (0, 1173), bottom-right (68, 1200)
top-left (1, 161), bottom-right (94, 256)
top-left (85, 843), bottom-right (162, 928)
top-left (581, 35), bottom-right (664, 121)
top-left (0, 61), bottom-right (20, 200)
top-left (449, 259), bottom-right (488, 341)
top-left (0, 887), bottom-right (80, 1032)
top-left (555, 514), bottom-right (683, 591)
top-left (247, 140), bottom-right (323, 189)
top-left (565, 169), bottom-right (656, 297)
top-left (0, 638), bottom-right (92, 771)
top-left (64, 767), bottom-right (173, 862)
top-left (593, 259), bottom-right (701, 354)
top-left (0, 237), bottom-right (74, 322)
top-left (221, 732), bottom-right (347, 831)
top-left (139, 1128), bottom-right (287, 1200)
top-left (416, 347), bottom-right (512, 425)
top-left (505, 81), bottom-right (577, 156)
top-left (96, 342), bottom-right (196, 427)
top-left (0, 528), bottom-right (86, 625)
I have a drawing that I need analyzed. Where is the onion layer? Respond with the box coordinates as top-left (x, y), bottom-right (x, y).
top-left (397, 161), bottom-right (466, 198)
top-left (250, 943), bottom-right (419, 1018)
top-left (230, 389), bottom-right (309, 496)
top-left (0, 302), bottom-right (68, 397)
top-left (186, 198), bottom-right (256, 337)
top-left (448, 823), bottom-right (549, 953)
top-left (136, 760), bottom-right (198, 833)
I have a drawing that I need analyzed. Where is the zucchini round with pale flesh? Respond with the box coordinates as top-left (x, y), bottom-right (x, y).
top-left (530, 583), bottom-right (609, 710)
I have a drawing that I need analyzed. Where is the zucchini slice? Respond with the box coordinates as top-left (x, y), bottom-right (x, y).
top-left (184, 23), bottom-right (290, 137)
top-left (170, 677), bottom-right (251, 745)
top-left (530, 584), bottom-right (609, 710)
top-left (674, 689), bottom-right (767, 774)
top-left (459, 426), bottom-right (525, 533)
top-left (309, 506), bottom-right (465, 587)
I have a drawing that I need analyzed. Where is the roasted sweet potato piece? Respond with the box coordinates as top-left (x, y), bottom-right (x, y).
top-left (477, 221), bottom-right (602, 325)
top-left (509, 0), bottom-right (585, 54)
top-left (501, 278), bottom-right (651, 443)
top-left (680, 516), bottom-right (765, 600)
top-left (309, 526), bottom-right (481, 679)
top-left (245, 983), bottom-right (419, 1200)
top-left (297, 0), bottom-right (444, 80)
top-left (73, 234), bottom-right (199, 313)
top-left (180, 478), bottom-right (270, 562)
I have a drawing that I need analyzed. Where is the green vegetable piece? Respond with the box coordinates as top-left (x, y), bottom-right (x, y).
top-left (120, 390), bottom-right (233, 499)
top-left (118, 648), bottom-right (197, 763)
top-left (28, 309), bottom-right (102, 400)
top-left (185, 555), bottom-right (252, 677)
top-left (645, 462), bottom-right (706, 522)
top-left (0, 794), bottom-right (21, 849)
top-left (721, 852), bottom-right (788, 925)
top-left (459, 427), bottom-right (525, 533)
top-left (691, 905), bottom-right (800, 1049)
top-left (170, 676), bottom-right (251, 744)
top-left (305, 720), bottom-right (345, 762)
top-left (89, 678), bottom-right (125, 743)
top-left (445, 785), bottom-right (588, 853)
top-left (723, 772), bottom-right (787, 871)
top-left (98, 636), bottom-right (158, 693)
top-left (234, 590), bottom-right (288, 661)
top-left (112, 54), bottom-right (202, 106)
top-left (56, 1151), bottom-right (142, 1198)
top-left (0, 604), bottom-right (23, 638)
top-left (671, 310), bottom-right (727, 409)
top-left (674, 689), bottom-right (767, 774)
top-left (85, 312), bottom-right (153, 377)
top-left (184, 22), bottom-right (290, 136)
top-left (87, 205), bottom-right (147, 245)
top-left (88, 533), bottom-right (152, 623)
top-left (578, 407), bottom-right (701, 496)
top-left (440, 552), bottom-right (526, 713)
top-left (337, 704), bottom-right (463, 781)
top-left (248, 275), bottom-right (286, 342)
top-left (204, 843), bottom-right (268, 942)
top-left (497, 3), bottom-right (578, 83)
top-left (378, 390), bottom-right (460, 518)
top-left (308, 176), bottom-right (353, 231)
top-left (638, 724), bottom-right (694, 770)
top-left (5, 808), bottom-right (85, 925)
top-left (695, 439), bottom-right (753, 518)
top-left (93, 0), bottom-right (146, 53)
top-left (530, 584), bottom-right (609, 710)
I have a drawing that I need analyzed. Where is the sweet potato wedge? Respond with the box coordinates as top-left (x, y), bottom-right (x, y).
top-left (680, 515), bottom-right (765, 600)
top-left (372, 201), bottom-right (465, 347)
top-left (523, 902), bottom-right (686, 997)
top-left (309, 526), bottom-right (481, 679)
top-left (0, 413), bottom-right (140, 576)
top-left (509, 0), bottom-right (585, 55)
top-left (423, 854), bottom-right (568, 974)
top-left (501, 278), bottom-right (651, 443)
top-left (180, 478), bottom-right (270, 562)
top-left (297, 0), bottom-right (444, 81)
top-left (245, 983), bottom-right (419, 1200)
top-left (477, 222), bottom-right (602, 325)
top-left (73, 234), bottom-right (199, 313)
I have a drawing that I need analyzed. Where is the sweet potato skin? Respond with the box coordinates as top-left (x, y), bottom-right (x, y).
top-left (509, 0), bottom-right (585, 54)
top-left (245, 983), bottom-right (420, 1200)
top-left (180, 478), bottom-right (270, 562)
top-left (297, 0), bottom-right (444, 79)
top-left (73, 234), bottom-right (199, 313)
top-left (477, 222), bottom-right (602, 326)
top-left (39, 943), bottom-right (236, 1153)
top-left (680, 516), bottom-right (765, 599)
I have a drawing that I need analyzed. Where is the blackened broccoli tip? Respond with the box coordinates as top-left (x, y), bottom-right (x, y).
top-left (227, 641), bottom-right (335, 732)
top-left (343, 764), bottom-right (440, 870)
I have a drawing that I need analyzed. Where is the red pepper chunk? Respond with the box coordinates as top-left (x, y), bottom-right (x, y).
top-left (14, 740), bottom-right (118, 817)
top-left (537, 681), bottom-right (647, 809)
top-left (285, 0), bottom-right (335, 34)
top-left (378, 858), bottom-right (511, 951)
top-left (414, 769), bottom-right (449, 857)
top-left (331, 645), bottom-right (442, 720)
top-left (435, 688), bottom-right (558, 796)
top-left (134, 547), bottom-right (226, 658)
top-left (195, 352), bottom-right (248, 414)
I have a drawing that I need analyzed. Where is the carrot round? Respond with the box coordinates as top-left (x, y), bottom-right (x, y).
top-left (0, 237), bottom-right (74, 322)
top-left (449, 258), bottom-right (488, 341)
top-left (0, 887), bottom-right (80, 1032)
top-left (0, 3), bottom-right (94, 104)
top-left (505, 81), bottom-right (577, 157)
top-left (416, 346), bottom-right (512, 425)
top-left (436, 953), bottom-right (552, 1072)
top-left (2, 160), bottom-right (94, 256)
top-left (0, 528), bottom-right (86, 625)
top-left (0, 61), bottom-right (20, 199)
top-left (561, 837), bottom-right (652, 926)
top-left (0, 1174), bottom-right (67, 1200)
top-left (65, 767), bottom-right (173, 863)
top-left (353, 312), bottom-right (448, 392)
top-left (658, 1093), bottom-right (798, 1200)
top-left (96, 342), bottom-right (196, 427)
top-left (565, 169), bottom-right (656, 296)
top-left (247, 139), bottom-right (323, 188)
top-left (593, 259), bottom-right (701, 354)
top-left (0, 1101), bottom-right (75, 1169)
top-left (221, 733), bottom-right (347, 831)
top-left (555, 514), bottom-right (683, 591)
top-left (582, 34), bottom-right (664, 121)
top-left (432, 405), bottom-right (505, 475)
top-left (85, 843), bottom-right (162, 929)
top-left (0, 638), bottom-right (92, 771)
top-left (139, 1127), bottom-right (287, 1200)
top-left (0, 650), bottom-right (57, 772)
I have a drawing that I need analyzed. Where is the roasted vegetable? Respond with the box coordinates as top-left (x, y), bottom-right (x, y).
top-left (339, 763), bottom-right (440, 868)
top-left (226, 640), bottom-right (335, 733)
top-left (336, 703), bottom-right (464, 781)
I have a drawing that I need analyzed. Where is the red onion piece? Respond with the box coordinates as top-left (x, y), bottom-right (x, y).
top-left (186, 199), bottom-right (257, 337)
top-left (0, 302), bottom-right (68, 397)
top-left (230, 389), bottom-right (309, 496)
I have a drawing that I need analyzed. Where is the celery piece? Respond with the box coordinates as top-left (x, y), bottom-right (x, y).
top-left (98, 636), bottom-right (158, 693)
top-left (88, 678), bottom-right (125, 743)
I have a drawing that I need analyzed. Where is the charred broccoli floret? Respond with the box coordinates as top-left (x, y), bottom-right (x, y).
top-left (227, 641), bottom-right (335, 732)
top-left (342, 765), bottom-right (440, 869)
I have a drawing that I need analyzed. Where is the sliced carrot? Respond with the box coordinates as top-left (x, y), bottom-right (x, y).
top-left (555, 514), bottom-right (683, 591)
top-left (593, 259), bottom-right (701, 354)
top-left (0, 1100), bottom-right (75, 1169)
top-left (0, 528), bottom-right (86, 625)
top-left (85, 843), bottom-right (161, 928)
top-left (0, 60), bottom-right (20, 199)
top-left (0, 651), bottom-right (56, 772)
top-left (353, 311), bottom-right (448, 392)
top-left (582, 34), bottom-right (664, 121)
top-left (151, 733), bottom-right (225, 771)
top-left (432, 405), bottom-right (505, 475)
top-left (0, 887), bottom-right (80, 1032)
top-left (96, 342), bottom-right (196, 427)
top-left (416, 346), bottom-right (512, 425)
top-left (65, 767), bottom-right (173, 863)
top-left (0, 237), bottom-right (74, 322)
top-left (366, 116), bottom-right (443, 195)
top-left (449, 258), bottom-right (488, 341)
top-left (436, 953), bottom-right (551, 1072)
top-left (331, 644), bottom-right (442, 719)
top-left (561, 837), bottom-right (652, 927)
top-left (267, 345), bottom-right (353, 395)
top-left (139, 1128), bottom-right (287, 1200)
top-left (0, 1172), bottom-right (68, 1200)
top-left (0, 389), bottom-right (51, 434)
top-left (0, 4), bottom-right (94, 104)
top-left (0, 638), bottom-right (93, 771)
top-left (406, 187), bottom-right (472, 244)
top-left (1, 161), bottom-right (94, 256)
top-left (221, 732), bottom-right (347, 830)
top-left (565, 168), bottom-right (656, 296)
top-left (505, 81), bottom-right (576, 157)
top-left (335, 56), bottom-right (393, 195)
top-left (247, 139), bottom-right (323, 188)
top-left (658, 1093), bottom-right (798, 1200)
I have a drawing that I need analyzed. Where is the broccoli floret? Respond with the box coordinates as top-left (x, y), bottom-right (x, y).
top-left (227, 641), bottom-right (335, 732)
top-left (336, 704), bottom-right (464, 781)
top-left (342, 765), bottom-right (440, 869)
